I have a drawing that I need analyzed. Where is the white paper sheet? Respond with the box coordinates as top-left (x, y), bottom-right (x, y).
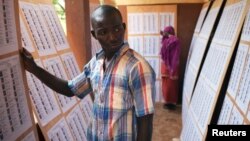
top-left (39, 4), bottom-right (69, 51)
top-left (180, 111), bottom-right (202, 141)
top-left (143, 13), bottom-right (158, 34)
top-left (79, 95), bottom-right (93, 127)
top-left (228, 106), bottom-right (244, 125)
top-left (0, 0), bottom-right (18, 55)
top-left (182, 64), bottom-right (196, 103)
top-left (0, 56), bottom-right (32, 141)
top-left (235, 52), bottom-right (250, 114)
top-left (189, 37), bottom-right (207, 70)
top-left (143, 36), bottom-right (160, 56)
top-left (48, 118), bottom-right (74, 141)
top-left (185, 34), bottom-right (198, 71)
top-left (181, 97), bottom-right (189, 126)
top-left (200, 7), bottom-right (219, 39)
top-left (145, 57), bottom-right (160, 79)
top-left (26, 59), bottom-right (61, 126)
top-left (159, 12), bottom-right (175, 31)
top-left (21, 131), bottom-right (36, 141)
top-left (190, 75), bottom-right (216, 134)
top-left (213, 0), bottom-right (246, 46)
top-left (43, 56), bottom-right (77, 113)
top-left (241, 9), bottom-right (250, 41)
top-left (60, 52), bottom-right (81, 79)
top-left (128, 36), bottom-right (143, 55)
top-left (194, 7), bottom-right (208, 33)
top-left (19, 16), bottom-right (35, 53)
top-left (227, 44), bottom-right (248, 99)
top-left (127, 13), bottom-right (143, 34)
top-left (66, 106), bottom-right (88, 141)
top-left (217, 95), bottom-right (233, 124)
top-left (201, 43), bottom-right (229, 90)
top-left (19, 2), bottom-right (57, 56)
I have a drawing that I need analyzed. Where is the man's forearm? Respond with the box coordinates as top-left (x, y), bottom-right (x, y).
top-left (32, 65), bottom-right (74, 97)
top-left (136, 114), bottom-right (153, 141)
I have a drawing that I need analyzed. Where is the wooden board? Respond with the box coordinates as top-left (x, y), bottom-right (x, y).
top-left (0, 0), bottom-right (38, 141)
top-left (18, 1), bottom-right (94, 140)
top-left (181, 0), bottom-right (250, 140)
top-left (218, 8), bottom-right (250, 125)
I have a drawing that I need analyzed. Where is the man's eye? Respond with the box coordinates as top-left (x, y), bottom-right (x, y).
top-left (98, 30), bottom-right (106, 35)
top-left (114, 28), bottom-right (120, 32)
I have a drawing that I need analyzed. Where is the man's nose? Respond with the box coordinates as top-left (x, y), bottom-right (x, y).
top-left (108, 31), bottom-right (116, 40)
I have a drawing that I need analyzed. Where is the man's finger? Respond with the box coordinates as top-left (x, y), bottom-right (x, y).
top-left (22, 48), bottom-right (33, 59)
top-left (22, 48), bottom-right (29, 55)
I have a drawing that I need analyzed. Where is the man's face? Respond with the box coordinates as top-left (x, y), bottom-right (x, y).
top-left (91, 12), bottom-right (125, 55)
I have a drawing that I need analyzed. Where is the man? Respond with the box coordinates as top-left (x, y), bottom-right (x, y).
top-left (21, 5), bottom-right (156, 141)
top-left (160, 26), bottom-right (180, 110)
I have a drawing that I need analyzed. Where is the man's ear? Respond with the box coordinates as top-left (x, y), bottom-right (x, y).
top-left (91, 30), bottom-right (96, 39)
top-left (122, 23), bottom-right (126, 30)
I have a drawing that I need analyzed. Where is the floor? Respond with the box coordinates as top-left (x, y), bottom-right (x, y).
top-left (152, 102), bottom-right (182, 141)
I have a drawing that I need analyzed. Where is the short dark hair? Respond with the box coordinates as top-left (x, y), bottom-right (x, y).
top-left (91, 5), bottom-right (122, 27)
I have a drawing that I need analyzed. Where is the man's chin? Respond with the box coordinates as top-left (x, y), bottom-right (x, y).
top-left (111, 42), bottom-right (123, 48)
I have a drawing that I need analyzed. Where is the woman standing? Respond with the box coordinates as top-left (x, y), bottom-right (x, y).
top-left (160, 26), bottom-right (180, 110)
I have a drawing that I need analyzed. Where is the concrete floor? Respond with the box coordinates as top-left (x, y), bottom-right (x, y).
top-left (152, 103), bottom-right (182, 141)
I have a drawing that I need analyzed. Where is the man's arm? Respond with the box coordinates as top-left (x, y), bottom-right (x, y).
top-left (21, 48), bottom-right (74, 97)
top-left (136, 114), bottom-right (154, 141)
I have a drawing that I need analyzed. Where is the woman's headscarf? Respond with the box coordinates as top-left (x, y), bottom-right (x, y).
top-left (161, 26), bottom-right (175, 41)
top-left (160, 26), bottom-right (180, 75)
top-left (164, 26), bottom-right (175, 35)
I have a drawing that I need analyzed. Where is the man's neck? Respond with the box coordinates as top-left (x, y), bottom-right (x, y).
top-left (105, 53), bottom-right (114, 61)
top-left (104, 42), bottom-right (124, 60)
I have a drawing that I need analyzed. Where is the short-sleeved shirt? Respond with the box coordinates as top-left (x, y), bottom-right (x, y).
top-left (68, 42), bottom-right (156, 141)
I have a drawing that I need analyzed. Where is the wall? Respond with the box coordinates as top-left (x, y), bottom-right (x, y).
top-left (177, 3), bottom-right (203, 103)
top-left (116, 0), bottom-right (204, 5)
top-left (22, 0), bottom-right (52, 4)
top-left (65, 0), bottom-right (92, 69)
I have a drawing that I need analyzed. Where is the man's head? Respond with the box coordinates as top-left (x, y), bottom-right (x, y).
top-left (91, 5), bottom-right (126, 57)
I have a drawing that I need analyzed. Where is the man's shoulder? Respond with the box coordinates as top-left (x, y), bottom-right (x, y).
top-left (125, 48), bottom-right (146, 62)
top-left (124, 49), bottom-right (153, 68)
top-left (122, 48), bottom-right (156, 77)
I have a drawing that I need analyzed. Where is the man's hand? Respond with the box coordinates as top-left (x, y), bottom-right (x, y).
top-left (20, 48), bottom-right (74, 97)
top-left (136, 114), bottom-right (154, 141)
top-left (20, 48), bottom-right (37, 73)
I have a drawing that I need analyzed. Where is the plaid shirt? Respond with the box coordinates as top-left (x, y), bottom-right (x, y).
top-left (68, 42), bottom-right (156, 141)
